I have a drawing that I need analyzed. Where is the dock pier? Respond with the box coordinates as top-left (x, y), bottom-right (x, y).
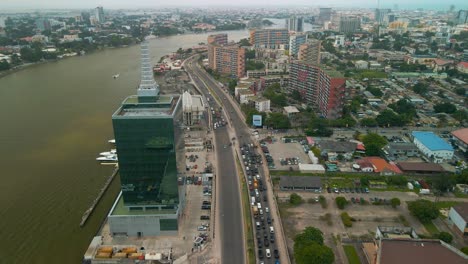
top-left (80, 166), bottom-right (119, 227)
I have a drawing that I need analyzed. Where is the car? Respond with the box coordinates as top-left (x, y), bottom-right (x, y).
top-left (202, 201), bottom-right (211, 205)
top-left (258, 249), bottom-right (264, 259)
top-left (200, 215), bottom-right (210, 220)
top-left (270, 234), bottom-right (275, 243)
top-left (266, 249), bottom-right (271, 258)
top-left (197, 226), bottom-right (207, 231)
top-left (201, 205), bottom-right (211, 210)
top-left (365, 187), bottom-right (370, 193)
top-left (257, 238), bottom-right (263, 248)
top-left (263, 196), bottom-right (267, 202)
top-left (274, 249), bottom-right (279, 259)
top-left (267, 217), bottom-right (272, 225)
top-left (264, 238), bottom-right (270, 247)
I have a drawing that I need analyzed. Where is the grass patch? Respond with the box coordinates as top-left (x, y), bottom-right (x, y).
top-left (435, 201), bottom-right (459, 209)
top-left (236, 155), bottom-right (256, 264)
top-left (341, 212), bottom-right (353, 227)
top-left (454, 190), bottom-right (468, 198)
top-left (343, 245), bottom-right (361, 264)
top-left (423, 221), bottom-right (439, 235)
top-left (398, 214), bottom-right (410, 227)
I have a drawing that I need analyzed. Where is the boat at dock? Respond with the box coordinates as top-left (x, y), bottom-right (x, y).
top-left (99, 149), bottom-right (117, 156)
top-left (108, 139), bottom-right (115, 144)
top-left (96, 155), bottom-right (118, 163)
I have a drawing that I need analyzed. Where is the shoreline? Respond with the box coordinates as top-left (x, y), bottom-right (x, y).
top-left (0, 29), bottom-right (248, 79)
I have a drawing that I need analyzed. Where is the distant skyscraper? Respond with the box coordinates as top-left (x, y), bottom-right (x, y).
top-left (375, 8), bottom-right (391, 25)
top-left (81, 12), bottom-right (90, 24)
top-left (286, 16), bottom-right (304, 32)
top-left (455, 10), bottom-right (468, 25)
top-left (339, 16), bottom-right (361, 34)
top-left (298, 39), bottom-right (321, 65)
top-left (319, 8), bottom-right (332, 22)
top-left (35, 18), bottom-right (51, 31)
top-left (289, 33), bottom-right (308, 57)
top-left (108, 40), bottom-right (182, 236)
top-left (95, 6), bottom-right (105, 23)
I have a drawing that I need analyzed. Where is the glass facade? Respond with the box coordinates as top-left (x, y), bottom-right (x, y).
top-left (112, 96), bottom-right (180, 207)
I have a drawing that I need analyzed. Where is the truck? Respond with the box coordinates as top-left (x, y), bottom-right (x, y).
top-left (252, 206), bottom-right (258, 216)
top-left (420, 189), bottom-right (431, 195)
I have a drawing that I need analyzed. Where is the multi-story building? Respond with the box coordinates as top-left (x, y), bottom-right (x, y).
top-left (250, 29), bottom-right (289, 49)
top-left (455, 10), bottom-right (468, 25)
top-left (207, 33), bottom-right (228, 69)
top-left (319, 8), bottom-right (332, 22)
top-left (289, 33), bottom-right (308, 57)
top-left (286, 16), bottom-right (304, 32)
top-left (375, 8), bottom-right (391, 25)
top-left (35, 18), bottom-right (51, 31)
top-left (298, 39), bottom-right (321, 64)
top-left (213, 44), bottom-right (246, 78)
top-left (108, 41), bottom-right (183, 237)
top-left (95, 6), bottom-right (105, 23)
top-left (339, 16), bottom-right (361, 34)
top-left (253, 97), bottom-right (271, 112)
top-left (288, 61), bottom-right (345, 119)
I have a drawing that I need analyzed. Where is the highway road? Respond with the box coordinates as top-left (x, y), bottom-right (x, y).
top-left (185, 59), bottom-right (245, 264)
top-left (187, 56), bottom-right (288, 264)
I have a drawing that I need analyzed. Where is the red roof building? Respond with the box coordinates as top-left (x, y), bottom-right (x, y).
top-left (452, 128), bottom-right (468, 153)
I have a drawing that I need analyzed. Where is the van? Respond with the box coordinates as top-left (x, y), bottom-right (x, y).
top-left (265, 249), bottom-right (271, 258)
top-left (251, 197), bottom-right (255, 206)
top-left (269, 226), bottom-right (274, 233)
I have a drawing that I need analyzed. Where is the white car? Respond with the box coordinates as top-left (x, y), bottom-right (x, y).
top-left (266, 249), bottom-right (271, 258)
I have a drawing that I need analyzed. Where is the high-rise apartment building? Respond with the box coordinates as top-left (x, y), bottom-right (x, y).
top-left (375, 8), bottom-right (391, 25)
top-left (455, 10), bottom-right (468, 25)
top-left (339, 16), bottom-right (361, 34)
top-left (108, 41), bottom-right (183, 237)
top-left (288, 61), bottom-right (345, 119)
top-left (250, 29), bottom-right (289, 49)
top-left (298, 39), bottom-right (321, 65)
top-left (95, 6), bottom-right (105, 23)
top-left (289, 33), bottom-right (308, 57)
top-left (213, 44), bottom-right (246, 78)
top-left (207, 33), bottom-right (228, 69)
top-left (319, 8), bottom-right (332, 22)
top-left (286, 16), bottom-right (304, 32)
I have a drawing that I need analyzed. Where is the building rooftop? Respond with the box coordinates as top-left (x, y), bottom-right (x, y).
top-left (279, 176), bottom-right (322, 188)
top-left (412, 131), bottom-right (454, 151)
top-left (452, 203), bottom-right (468, 222)
top-left (379, 239), bottom-right (468, 264)
top-left (110, 192), bottom-right (178, 216)
top-left (452, 128), bottom-right (468, 145)
top-left (113, 95), bottom-right (180, 118)
top-left (397, 162), bottom-right (445, 173)
top-left (318, 140), bottom-right (357, 153)
top-left (283, 106), bottom-right (300, 114)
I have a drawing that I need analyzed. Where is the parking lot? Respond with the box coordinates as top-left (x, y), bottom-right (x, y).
top-left (260, 137), bottom-right (310, 171)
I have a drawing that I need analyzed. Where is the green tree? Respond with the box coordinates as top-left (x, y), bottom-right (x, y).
top-left (461, 247), bottom-right (468, 255)
top-left (335, 196), bottom-right (347, 209)
top-left (245, 49), bottom-right (255, 59)
top-left (390, 197), bottom-right (401, 208)
top-left (20, 47), bottom-right (43, 62)
top-left (294, 226), bottom-right (324, 246)
top-left (431, 175), bottom-right (455, 195)
top-left (455, 87), bottom-right (466, 96)
top-left (412, 82), bottom-right (429, 95)
top-left (294, 227), bottom-right (334, 264)
top-left (265, 113), bottom-right (290, 129)
top-left (245, 60), bottom-right (265, 71)
top-left (361, 118), bottom-right (378, 127)
top-left (376, 109), bottom-right (405, 127)
top-left (452, 109), bottom-right (468, 122)
top-left (0, 59), bottom-right (10, 71)
top-left (238, 38), bottom-right (251, 46)
top-left (434, 102), bottom-right (457, 114)
top-left (363, 133), bottom-right (387, 156)
top-left (408, 199), bottom-right (439, 223)
top-left (388, 99), bottom-right (417, 122)
top-left (227, 79), bottom-right (237, 93)
top-left (437, 232), bottom-right (453, 244)
top-left (290, 193), bottom-right (304, 205)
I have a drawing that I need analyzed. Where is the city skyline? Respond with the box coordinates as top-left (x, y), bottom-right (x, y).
top-left (0, 0), bottom-right (467, 10)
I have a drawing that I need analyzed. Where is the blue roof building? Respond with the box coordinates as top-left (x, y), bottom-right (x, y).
top-left (412, 131), bottom-right (454, 163)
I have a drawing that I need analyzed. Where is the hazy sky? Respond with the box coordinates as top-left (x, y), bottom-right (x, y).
top-left (0, 0), bottom-right (466, 10)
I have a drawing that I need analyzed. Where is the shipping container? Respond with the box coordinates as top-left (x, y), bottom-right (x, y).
top-left (98, 246), bottom-right (113, 253)
top-left (122, 247), bottom-right (137, 254)
top-left (113, 252), bottom-right (128, 258)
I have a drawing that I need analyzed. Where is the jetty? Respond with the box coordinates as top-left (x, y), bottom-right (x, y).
top-left (80, 166), bottom-right (119, 227)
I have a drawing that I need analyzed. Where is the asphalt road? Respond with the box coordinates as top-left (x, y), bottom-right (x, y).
top-left (186, 59), bottom-right (245, 264)
top-left (188, 57), bottom-right (283, 264)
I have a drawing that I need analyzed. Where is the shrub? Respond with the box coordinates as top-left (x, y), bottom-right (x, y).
top-left (341, 212), bottom-right (353, 227)
top-left (336, 196), bottom-right (347, 209)
top-left (408, 199), bottom-right (439, 223)
top-left (290, 193), bottom-right (304, 205)
top-left (391, 197), bottom-right (401, 208)
top-left (319, 195), bottom-right (328, 209)
top-left (437, 232), bottom-right (453, 244)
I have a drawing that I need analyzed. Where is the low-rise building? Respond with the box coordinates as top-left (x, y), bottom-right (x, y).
top-left (354, 60), bottom-right (368, 69)
top-left (456, 62), bottom-right (468, 74)
top-left (383, 142), bottom-right (419, 161)
top-left (396, 162), bottom-right (445, 174)
top-left (182, 91), bottom-right (204, 126)
top-left (357, 157), bottom-right (402, 175)
top-left (452, 128), bottom-right (468, 153)
top-left (448, 203), bottom-right (468, 236)
top-left (283, 106), bottom-right (300, 118)
top-left (279, 175), bottom-right (322, 191)
top-left (253, 97), bottom-right (270, 112)
top-left (317, 140), bottom-right (357, 161)
top-left (412, 131), bottom-right (454, 163)
top-left (298, 164), bottom-right (326, 174)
